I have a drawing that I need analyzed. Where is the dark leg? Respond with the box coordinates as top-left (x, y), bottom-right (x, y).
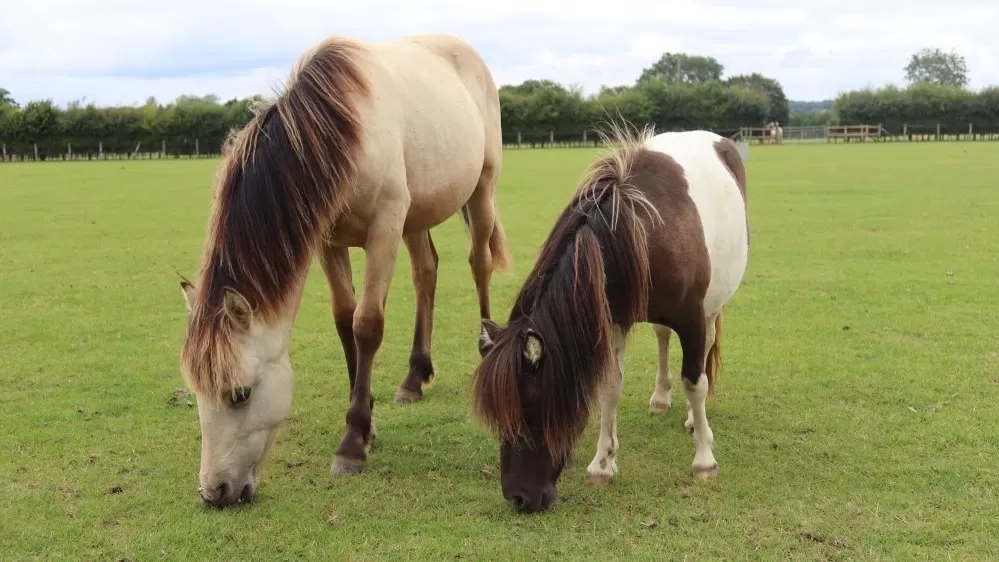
top-left (394, 230), bottom-right (439, 403)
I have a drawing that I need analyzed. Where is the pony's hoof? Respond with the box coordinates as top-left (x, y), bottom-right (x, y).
top-left (331, 455), bottom-right (366, 476)
top-left (585, 471), bottom-right (614, 486)
top-left (684, 419), bottom-right (695, 433)
top-left (693, 463), bottom-right (719, 481)
top-left (393, 386), bottom-right (423, 404)
top-left (649, 400), bottom-right (671, 414)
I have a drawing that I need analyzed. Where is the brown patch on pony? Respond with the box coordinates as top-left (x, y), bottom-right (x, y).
top-left (180, 37), bottom-right (372, 400)
top-left (471, 124), bottom-right (661, 461)
top-left (713, 137), bottom-right (749, 244)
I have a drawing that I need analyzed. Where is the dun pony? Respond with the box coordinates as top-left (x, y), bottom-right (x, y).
top-left (177, 33), bottom-right (510, 508)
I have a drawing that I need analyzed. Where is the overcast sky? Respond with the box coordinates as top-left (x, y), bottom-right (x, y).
top-left (2, 0), bottom-right (997, 107)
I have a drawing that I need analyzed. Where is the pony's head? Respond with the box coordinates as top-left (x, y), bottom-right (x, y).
top-left (174, 36), bottom-right (369, 507)
top-left (179, 279), bottom-right (297, 508)
top-left (472, 222), bottom-right (620, 513)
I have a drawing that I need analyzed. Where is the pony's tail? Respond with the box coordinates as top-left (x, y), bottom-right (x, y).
top-left (487, 215), bottom-right (512, 272)
top-left (705, 310), bottom-right (723, 396)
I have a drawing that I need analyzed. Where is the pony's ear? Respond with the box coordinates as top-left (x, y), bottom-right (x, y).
top-left (222, 288), bottom-right (253, 332)
top-left (180, 281), bottom-right (197, 313)
top-left (479, 319), bottom-right (502, 357)
top-left (522, 329), bottom-right (544, 370)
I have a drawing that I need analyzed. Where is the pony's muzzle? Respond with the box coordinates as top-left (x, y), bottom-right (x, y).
top-left (198, 477), bottom-right (256, 508)
top-left (507, 484), bottom-right (557, 514)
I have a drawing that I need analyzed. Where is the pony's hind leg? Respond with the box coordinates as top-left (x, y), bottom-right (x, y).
top-left (676, 311), bottom-right (718, 480)
top-left (331, 211), bottom-right (405, 476)
top-left (649, 324), bottom-right (674, 414)
top-left (465, 165), bottom-right (510, 322)
top-left (394, 230), bottom-right (438, 404)
top-left (586, 325), bottom-right (627, 486)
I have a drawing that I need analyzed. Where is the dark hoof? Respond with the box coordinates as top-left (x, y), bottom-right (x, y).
top-left (331, 455), bottom-right (366, 476)
top-left (393, 385), bottom-right (423, 404)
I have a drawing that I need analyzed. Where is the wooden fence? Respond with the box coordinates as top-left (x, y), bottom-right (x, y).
top-left (4, 122), bottom-right (999, 161)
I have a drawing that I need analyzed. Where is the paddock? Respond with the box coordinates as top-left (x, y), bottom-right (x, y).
top-left (1, 141), bottom-right (996, 559)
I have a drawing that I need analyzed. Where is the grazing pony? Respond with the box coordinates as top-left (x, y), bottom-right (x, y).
top-left (473, 126), bottom-right (749, 513)
top-left (177, 33), bottom-right (510, 508)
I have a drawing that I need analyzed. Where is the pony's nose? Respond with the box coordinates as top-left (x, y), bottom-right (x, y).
top-left (510, 492), bottom-right (530, 512)
top-left (199, 481), bottom-right (232, 507)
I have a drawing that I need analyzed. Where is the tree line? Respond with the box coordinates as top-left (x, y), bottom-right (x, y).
top-left (1, 46), bottom-right (997, 158)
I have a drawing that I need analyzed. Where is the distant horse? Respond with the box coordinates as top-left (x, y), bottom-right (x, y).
top-left (177, 33), bottom-right (510, 508)
top-left (473, 125), bottom-right (749, 513)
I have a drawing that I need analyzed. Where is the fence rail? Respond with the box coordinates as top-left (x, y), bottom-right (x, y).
top-left (4, 122), bottom-right (999, 162)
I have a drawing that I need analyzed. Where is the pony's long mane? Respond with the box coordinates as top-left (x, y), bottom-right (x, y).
top-left (181, 37), bottom-right (371, 398)
top-left (472, 123), bottom-right (663, 461)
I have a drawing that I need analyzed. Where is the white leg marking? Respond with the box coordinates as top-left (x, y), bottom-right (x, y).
top-left (686, 314), bottom-right (718, 479)
top-left (586, 325), bottom-right (626, 486)
top-left (649, 324), bottom-right (673, 414)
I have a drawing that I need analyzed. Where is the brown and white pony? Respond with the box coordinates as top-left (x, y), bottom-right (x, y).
top-left (176, 33), bottom-right (510, 507)
top-left (473, 126), bottom-right (749, 513)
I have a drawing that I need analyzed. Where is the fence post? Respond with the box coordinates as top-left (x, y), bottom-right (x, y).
top-left (1, 143), bottom-right (6, 161)
top-left (582, 130), bottom-right (587, 144)
top-left (99, 141), bottom-right (103, 159)
top-left (549, 129), bottom-right (554, 145)
top-left (161, 140), bottom-right (166, 158)
top-left (968, 123), bottom-right (973, 140)
top-left (34, 144), bottom-right (38, 160)
top-left (68, 142), bottom-right (72, 160)
top-left (195, 138), bottom-right (200, 157)
top-left (936, 124), bottom-right (941, 140)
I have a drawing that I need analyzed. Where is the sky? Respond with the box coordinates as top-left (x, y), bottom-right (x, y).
top-left (2, 0), bottom-right (998, 107)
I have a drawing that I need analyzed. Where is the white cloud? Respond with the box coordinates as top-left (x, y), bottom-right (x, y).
top-left (2, 0), bottom-right (997, 106)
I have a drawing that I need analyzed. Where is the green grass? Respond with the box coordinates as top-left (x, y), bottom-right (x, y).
top-left (2, 141), bottom-right (998, 560)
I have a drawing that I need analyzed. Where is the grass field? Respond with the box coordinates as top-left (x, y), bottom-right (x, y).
top-left (2, 141), bottom-right (998, 561)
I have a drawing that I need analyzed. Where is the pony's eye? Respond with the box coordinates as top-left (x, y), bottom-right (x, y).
top-left (230, 386), bottom-right (252, 405)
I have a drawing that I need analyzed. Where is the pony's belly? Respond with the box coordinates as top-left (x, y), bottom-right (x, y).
top-left (404, 176), bottom-right (479, 233)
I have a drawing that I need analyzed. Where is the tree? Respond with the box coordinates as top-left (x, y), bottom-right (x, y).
top-left (904, 48), bottom-right (969, 88)
top-left (0, 88), bottom-right (17, 108)
top-left (637, 53), bottom-right (724, 85)
top-left (725, 73), bottom-right (790, 124)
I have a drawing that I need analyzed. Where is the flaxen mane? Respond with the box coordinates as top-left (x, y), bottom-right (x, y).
top-left (180, 37), bottom-right (372, 399)
top-left (472, 126), bottom-right (662, 461)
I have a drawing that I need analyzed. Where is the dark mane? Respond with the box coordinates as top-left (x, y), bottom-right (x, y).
top-left (472, 125), bottom-right (663, 461)
top-left (181, 37), bottom-right (372, 398)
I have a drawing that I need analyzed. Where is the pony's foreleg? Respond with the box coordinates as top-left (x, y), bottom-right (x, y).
top-left (331, 215), bottom-right (404, 476)
top-left (394, 230), bottom-right (438, 404)
top-left (586, 325), bottom-right (627, 486)
top-left (677, 311), bottom-right (718, 480)
top-left (319, 244), bottom-right (358, 391)
top-left (649, 324), bottom-right (674, 414)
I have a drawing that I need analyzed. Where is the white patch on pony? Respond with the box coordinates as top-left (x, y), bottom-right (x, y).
top-left (648, 324), bottom-right (673, 414)
top-left (586, 324), bottom-right (627, 486)
top-left (683, 373), bottom-right (717, 479)
top-left (523, 332), bottom-right (543, 366)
